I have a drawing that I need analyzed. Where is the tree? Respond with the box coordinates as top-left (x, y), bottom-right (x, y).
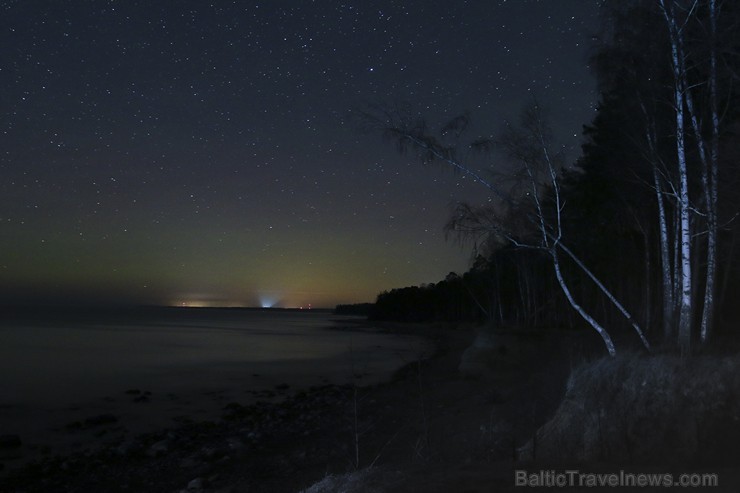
top-left (359, 103), bottom-right (651, 356)
top-left (659, 0), bottom-right (694, 353)
top-left (589, 0), bottom-right (739, 353)
top-left (362, 0), bottom-right (739, 355)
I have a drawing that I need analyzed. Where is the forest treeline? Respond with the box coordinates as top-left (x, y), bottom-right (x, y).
top-left (360, 0), bottom-right (740, 354)
top-left (368, 250), bottom-right (575, 327)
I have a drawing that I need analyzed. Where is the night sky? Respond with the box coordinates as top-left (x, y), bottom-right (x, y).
top-left (1, 1), bottom-right (600, 308)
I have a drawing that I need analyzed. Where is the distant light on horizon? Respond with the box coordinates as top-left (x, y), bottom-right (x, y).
top-left (174, 301), bottom-right (244, 308)
top-left (161, 290), bottom-right (326, 310)
top-left (258, 294), bottom-right (279, 309)
top-left (168, 295), bottom-right (249, 308)
top-left (0, 1), bottom-right (599, 307)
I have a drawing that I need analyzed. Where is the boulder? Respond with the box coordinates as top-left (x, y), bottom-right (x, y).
top-left (147, 439), bottom-right (170, 457)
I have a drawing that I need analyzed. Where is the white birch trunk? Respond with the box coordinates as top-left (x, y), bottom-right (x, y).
top-left (653, 165), bottom-right (675, 342)
top-left (700, 0), bottom-right (719, 344)
top-left (551, 247), bottom-right (616, 356)
top-left (375, 104), bottom-right (653, 355)
top-left (660, 0), bottom-right (693, 353)
top-left (638, 97), bottom-right (676, 344)
top-left (673, 0), bottom-right (719, 346)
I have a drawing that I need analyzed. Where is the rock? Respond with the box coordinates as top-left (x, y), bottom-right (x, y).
top-left (179, 477), bottom-right (210, 492)
top-left (179, 455), bottom-right (201, 469)
top-left (112, 437), bottom-right (141, 456)
top-left (187, 477), bottom-right (204, 490)
top-left (199, 445), bottom-right (220, 460)
top-left (226, 437), bottom-right (245, 451)
top-left (147, 439), bottom-right (169, 457)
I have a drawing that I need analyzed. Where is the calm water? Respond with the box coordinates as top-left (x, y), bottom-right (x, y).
top-left (0, 307), bottom-right (431, 464)
top-left (0, 307), bottom-right (430, 408)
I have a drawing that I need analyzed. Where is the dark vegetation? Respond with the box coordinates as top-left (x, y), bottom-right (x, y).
top-left (6, 2), bottom-right (740, 490)
top-left (350, 1), bottom-right (740, 477)
top-left (333, 303), bottom-right (374, 317)
top-left (362, 0), bottom-right (740, 356)
top-left (369, 250), bottom-right (574, 328)
top-left (527, 351), bottom-right (740, 466)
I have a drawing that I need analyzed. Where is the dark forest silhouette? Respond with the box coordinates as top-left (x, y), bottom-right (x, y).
top-left (360, 0), bottom-right (740, 355)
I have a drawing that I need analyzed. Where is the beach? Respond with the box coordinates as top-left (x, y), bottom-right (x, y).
top-left (0, 314), bottom-right (568, 493)
top-left (4, 315), bottom-right (740, 493)
top-left (0, 308), bottom-right (432, 478)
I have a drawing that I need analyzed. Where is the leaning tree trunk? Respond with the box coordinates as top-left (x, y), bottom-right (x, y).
top-left (365, 103), bottom-right (654, 355)
top-left (550, 247), bottom-right (616, 356)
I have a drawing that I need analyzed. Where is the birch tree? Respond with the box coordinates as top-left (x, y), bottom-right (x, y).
top-left (360, 103), bottom-right (651, 356)
top-left (659, 0), bottom-right (726, 352)
top-left (592, 0), bottom-right (734, 352)
top-left (659, 0), bottom-right (694, 353)
top-left (698, 0), bottom-right (719, 344)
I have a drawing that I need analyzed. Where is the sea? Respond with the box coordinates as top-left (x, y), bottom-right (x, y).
top-left (0, 306), bottom-right (431, 462)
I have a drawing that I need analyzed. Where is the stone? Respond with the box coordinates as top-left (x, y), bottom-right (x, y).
top-left (187, 477), bottom-right (204, 489)
top-left (226, 437), bottom-right (245, 451)
top-left (147, 439), bottom-right (169, 457)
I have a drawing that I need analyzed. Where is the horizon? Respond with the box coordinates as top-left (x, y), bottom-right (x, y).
top-left (1, 1), bottom-right (599, 307)
top-left (0, 297), bottom-right (346, 312)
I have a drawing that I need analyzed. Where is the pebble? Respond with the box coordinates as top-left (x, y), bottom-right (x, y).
top-left (179, 455), bottom-right (200, 469)
top-left (4, 383), bottom-right (354, 490)
top-left (147, 439), bottom-right (169, 457)
top-left (226, 437), bottom-right (245, 451)
top-left (187, 477), bottom-right (204, 489)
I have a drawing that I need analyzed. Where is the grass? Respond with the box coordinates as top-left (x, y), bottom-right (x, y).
top-left (521, 351), bottom-right (740, 465)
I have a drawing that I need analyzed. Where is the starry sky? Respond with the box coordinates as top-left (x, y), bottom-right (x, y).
top-left (1, 0), bottom-right (600, 308)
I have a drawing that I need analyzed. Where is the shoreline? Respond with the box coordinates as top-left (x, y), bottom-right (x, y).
top-left (6, 323), bottom-right (740, 493)
top-left (0, 318), bottom-right (440, 490)
top-left (1, 322), bottom-right (578, 493)
top-left (0, 312), bottom-right (433, 461)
